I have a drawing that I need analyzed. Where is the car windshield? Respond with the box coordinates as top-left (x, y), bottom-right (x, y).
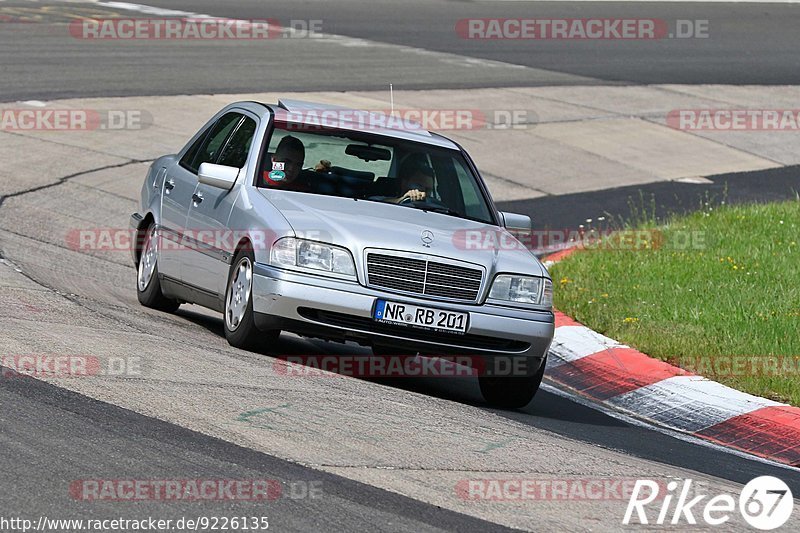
top-left (258, 123), bottom-right (495, 224)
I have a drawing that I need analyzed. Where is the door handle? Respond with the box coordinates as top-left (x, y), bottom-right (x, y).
top-left (192, 192), bottom-right (204, 204)
top-left (165, 178), bottom-right (175, 191)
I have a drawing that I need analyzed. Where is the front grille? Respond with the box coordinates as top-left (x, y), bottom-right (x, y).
top-left (298, 308), bottom-right (530, 352)
top-left (366, 252), bottom-right (483, 302)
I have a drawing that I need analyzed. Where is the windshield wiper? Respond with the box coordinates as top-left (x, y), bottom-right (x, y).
top-left (405, 203), bottom-right (464, 218)
top-left (425, 206), bottom-right (463, 217)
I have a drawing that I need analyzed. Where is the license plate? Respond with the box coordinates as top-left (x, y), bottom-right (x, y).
top-left (373, 300), bottom-right (468, 334)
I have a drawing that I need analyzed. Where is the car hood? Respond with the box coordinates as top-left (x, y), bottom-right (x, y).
top-left (258, 190), bottom-right (546, 278)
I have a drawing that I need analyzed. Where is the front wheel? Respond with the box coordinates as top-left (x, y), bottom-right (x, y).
top-left (136, 223), bottom-right (180, 313)
top-left (479, 356), bottom-right (546, 409)
top-left (224, 250), bottom-right (278, 349)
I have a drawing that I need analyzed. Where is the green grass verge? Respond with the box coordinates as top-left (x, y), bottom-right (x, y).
top-left (550, 199), bottom-right (800, 406)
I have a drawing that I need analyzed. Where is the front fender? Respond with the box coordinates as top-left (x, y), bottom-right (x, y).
top-left (226, 185), bottom-right (294, 265)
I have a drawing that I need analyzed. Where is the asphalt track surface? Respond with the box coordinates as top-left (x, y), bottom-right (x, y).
top-left (2, 0), bottom-right (800, 531)
top-left (1, 0), bottom-right (800, 102)
top-left (0, 372), bottom-right (513, 532)
top-left (498, 164), bottom-right (800, 231)
top-left (2, 354), bottom-right (800, 529)
top-left (140, 0), bottom-right (800, 84)
top-left (1, 124), bottom-right (798, 528)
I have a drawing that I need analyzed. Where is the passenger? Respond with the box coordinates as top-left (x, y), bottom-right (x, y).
top-left (263, 135), bottom-right (310, 191)
top-left (389, 155), bottom-right (435, 204)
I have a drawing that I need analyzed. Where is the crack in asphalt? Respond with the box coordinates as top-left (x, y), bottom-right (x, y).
top-left (0, 159), bottom-right (150, 210)
top-left (0, 157), bottom-right (149, 274)
top-left (0, 159), bottom-right (156, 336)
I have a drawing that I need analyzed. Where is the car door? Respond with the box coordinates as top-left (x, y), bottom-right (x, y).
top-left (159, 112), bottom-right (243, 284)
top-left (184, 112), bottom-right (259, 298)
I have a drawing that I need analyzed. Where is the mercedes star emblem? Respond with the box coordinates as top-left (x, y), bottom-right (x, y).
top-left (421, 230), bottom-right (434, 247)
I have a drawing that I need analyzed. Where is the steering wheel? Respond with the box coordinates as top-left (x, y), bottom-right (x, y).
top-left (401, 196), bottom-right (449, 209)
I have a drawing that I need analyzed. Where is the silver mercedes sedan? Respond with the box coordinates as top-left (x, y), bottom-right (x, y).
top-left (131, 100), bottom-right (554, 407)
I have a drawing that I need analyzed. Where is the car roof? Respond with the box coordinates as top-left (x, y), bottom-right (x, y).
top-left (244, 99), bottom-right (461, 150)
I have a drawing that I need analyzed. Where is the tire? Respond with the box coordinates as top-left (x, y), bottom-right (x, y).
top-left (136, 223), bottom-right (180, 313)
top-left (479, 356), bottom-right (546, 409)
top-left (224, 249), bottom-right (278, 349)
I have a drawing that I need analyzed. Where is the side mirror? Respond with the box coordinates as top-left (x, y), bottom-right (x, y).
top-left (500, 211), bottom-right (532, 232)
top-left (198, 162), bottom-right (239, 190)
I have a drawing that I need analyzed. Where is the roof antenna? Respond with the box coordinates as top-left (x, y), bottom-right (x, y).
top-left (389, 83), bottom-right (395, 114)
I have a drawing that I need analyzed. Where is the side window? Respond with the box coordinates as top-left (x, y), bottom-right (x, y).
top-left (216, 117), bottom-right (257, 169)
top-left (180, 113), bottom-right (242, 174)
top-left (179, 131), bottom-right (208, 172)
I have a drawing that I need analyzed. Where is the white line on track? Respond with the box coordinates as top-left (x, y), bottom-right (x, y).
top-left (486, 0), bottom-right (800, 3)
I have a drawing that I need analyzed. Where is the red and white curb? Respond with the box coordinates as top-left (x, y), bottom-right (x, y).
top-left (543, 253), bottom-right (800, 468)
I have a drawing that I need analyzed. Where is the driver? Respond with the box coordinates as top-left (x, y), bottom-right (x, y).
top-left (390, 155), bottom-right (435, 204)
top-left (263, 135), bottom-right (310, 191)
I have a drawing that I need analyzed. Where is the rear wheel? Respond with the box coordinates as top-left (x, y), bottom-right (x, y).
top-left (136, 223), bottom-right (180, 313)
top-left (479, 356), bottom-right (546, 409)
top-left (224, 249), bottom-right (278, 349)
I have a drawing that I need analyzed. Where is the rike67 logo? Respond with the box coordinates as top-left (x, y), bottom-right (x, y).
top-left (624, 476), bottom-right (794, 530)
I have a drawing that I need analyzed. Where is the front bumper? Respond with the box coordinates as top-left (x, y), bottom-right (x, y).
top-left (252, 263), bottom-right (554, 360)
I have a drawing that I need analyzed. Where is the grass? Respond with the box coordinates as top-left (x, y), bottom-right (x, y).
top-left (550, 199), bottom-right (800, 406)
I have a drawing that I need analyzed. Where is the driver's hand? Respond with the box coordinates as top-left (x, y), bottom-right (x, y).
top-left (400, 189), bottom-right (426, 202)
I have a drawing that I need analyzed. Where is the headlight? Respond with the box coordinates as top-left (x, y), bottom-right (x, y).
top-left (270, 237), bottom-right (356, 278)
top-left (489, 274), bottom-right (552, 307)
